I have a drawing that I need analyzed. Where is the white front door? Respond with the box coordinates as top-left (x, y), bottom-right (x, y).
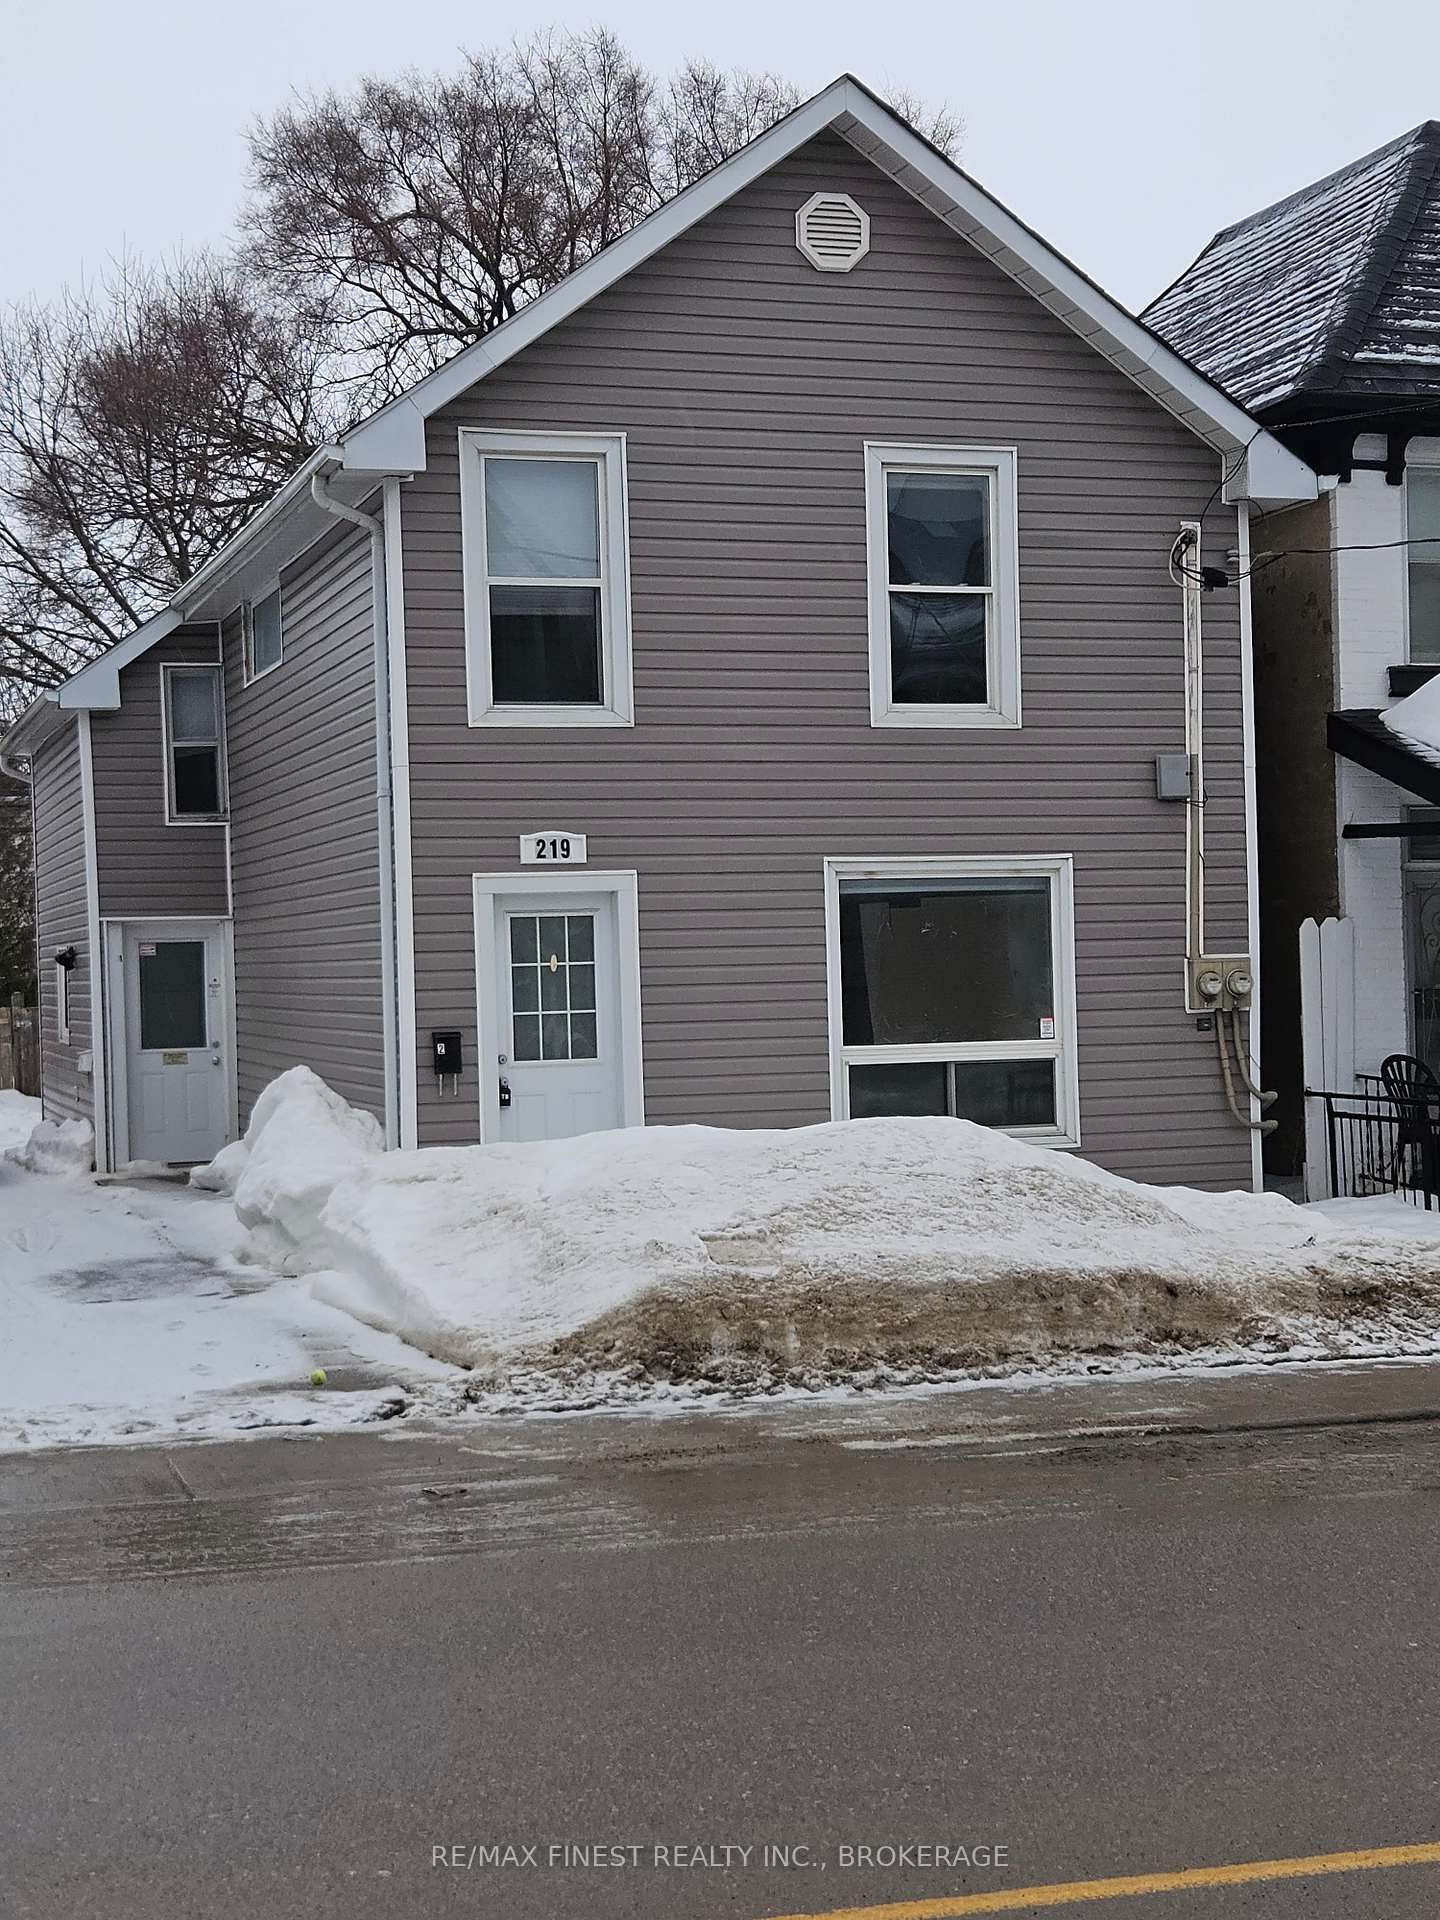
top-left (496, 893), bottom-right (623, 1142)
top-left (122, 924), bottom-right (229, 1165)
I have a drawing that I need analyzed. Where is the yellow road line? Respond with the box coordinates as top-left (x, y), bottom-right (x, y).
top-left (763, 1840), bottom-right (1440, 1919)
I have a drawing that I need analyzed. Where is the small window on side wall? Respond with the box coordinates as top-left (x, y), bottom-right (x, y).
top-left (244, 586), bottom-right (284, 681)
top-left (460, 430), bottom-right (633, 728)
top-left (864, 443), bottom-right (1021, 729)
top-left (164, 665), bottom-right (225, 823)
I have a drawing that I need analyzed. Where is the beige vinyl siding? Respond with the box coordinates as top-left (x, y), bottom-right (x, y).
top-left (398, 131), bottom-right (1255, 1186)
top-left (90, 628), bottom-right (228, 918)
top-left (31, 722), bottom-right (92, 1128)
top-left (224, 520), bottom-right (385, 1125)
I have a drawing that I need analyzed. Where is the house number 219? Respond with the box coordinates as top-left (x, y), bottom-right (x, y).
top-left (519, 830), bottom-right (587, 865)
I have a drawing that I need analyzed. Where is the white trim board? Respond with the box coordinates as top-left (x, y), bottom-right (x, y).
top-left (340, 76), bottom-right (1315, 509)
top-left (383, 477), bottom-right (419, 1149)
top-left (471, 869), bottom-right (644, 1144)
top-left (821, 852), bottom-right (1081, 1148)
top-left (77, 713), bottom-right (108, 1172)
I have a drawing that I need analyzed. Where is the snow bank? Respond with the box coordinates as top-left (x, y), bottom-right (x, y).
top-left (192, 1065), bottom-right (383, 1266)
top-left (9, 1114), bottom-right (94, 1176)
top-left (1383, 673), bottom-right (1440, 762)
top-left (214, 1072), bottom-right (1440, 1390)
top-left (0, 1090), bottom-right (41, 1156)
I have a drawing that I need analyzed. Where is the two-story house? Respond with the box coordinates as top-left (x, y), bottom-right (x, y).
top-left (1146, 121), bottom-right (1440, 1183)
top-left (1, 76), bottom-right (1315, 1188)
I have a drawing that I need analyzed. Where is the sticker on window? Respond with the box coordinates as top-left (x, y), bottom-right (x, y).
top-left (1039, 1016), bottom-right (1055, 1040)
top-left (140, 942), bottom-right (157, 957)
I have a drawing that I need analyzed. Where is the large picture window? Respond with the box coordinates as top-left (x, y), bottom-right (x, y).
top-left (163, 665), bottom-right (226, 823)
top-left (825, 855), bottom-right (1078, 1143)
top-left (864, 443), bottom-right (1020, 728)
top-left (461, 429), bottom-right (633, 727)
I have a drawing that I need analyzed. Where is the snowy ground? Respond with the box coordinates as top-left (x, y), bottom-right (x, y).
top-left (0, 1107), bottom-right (456, 1451)
top-left (13, 1067), bottom-right (1440, 1449)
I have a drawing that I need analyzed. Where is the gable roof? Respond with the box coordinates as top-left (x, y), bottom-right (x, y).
top-left (3, 73), bottom-right (1316, 767)
top-left (338, 74), bottom-right (1314, 507)
top-left (1144, 121), bottom-right (1440, 415)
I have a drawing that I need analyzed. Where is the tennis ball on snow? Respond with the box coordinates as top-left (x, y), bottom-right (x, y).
top-left (309, 1368), bottom-right (327, 1388)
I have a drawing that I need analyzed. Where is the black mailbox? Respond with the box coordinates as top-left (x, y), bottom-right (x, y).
top-left (431, 1029), bottom-right (463, 1076)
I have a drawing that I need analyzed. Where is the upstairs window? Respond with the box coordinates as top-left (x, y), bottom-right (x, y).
top-left (461, 430), bottom-right (633, 728)
top-left (865, 444), bottom-right (1021, 728)
top-left (1408, 467), bottom-right (1440, 663)
top-left (164, 665), bottom-right (225, 822)
top-left (244, 585), bottom-right (284, 681)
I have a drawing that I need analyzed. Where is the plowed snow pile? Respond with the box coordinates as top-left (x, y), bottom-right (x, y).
top-left (202, 1068), bottom-right (1440, 1392)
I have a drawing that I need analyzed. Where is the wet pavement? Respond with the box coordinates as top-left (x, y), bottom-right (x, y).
top-left (6, 1364), bottom-right (1440, 1917)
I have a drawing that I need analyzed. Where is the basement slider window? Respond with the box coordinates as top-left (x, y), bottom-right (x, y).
top-left (460, 429), bottom-right (634, 728)
top-left (826, 856), bottom-right (1078, 1144)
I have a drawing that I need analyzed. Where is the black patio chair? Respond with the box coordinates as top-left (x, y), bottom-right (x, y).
top-left (1380, 1054), bottom-right (1440, 1199)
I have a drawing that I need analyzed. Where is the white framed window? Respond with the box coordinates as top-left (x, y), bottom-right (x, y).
top-left (460, 428), bottom-right (633, 728)
top-left (864, 443), bottom-right (1021, 728)
top-left (823, 853), bottom-right (1079, 1145)
top-left (55, 957), bottom-right (72, 1047)
top-left (1406, 461), bottom-right (1440, 664)
top-left (243, 584), bottom-right (284, 682)
top-left (162, 664), bottom-right (226, 824)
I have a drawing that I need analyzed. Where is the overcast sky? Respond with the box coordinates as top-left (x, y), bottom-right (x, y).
top-left (4, 0), bottom-right (1437, 315)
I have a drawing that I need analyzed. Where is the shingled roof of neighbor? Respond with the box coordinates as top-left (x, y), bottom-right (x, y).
top-left (1144, 121), bottom-right (1440, 414)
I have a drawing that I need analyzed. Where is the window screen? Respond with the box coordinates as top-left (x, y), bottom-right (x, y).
top-left (886, 470), bottom-right (991, 705)
top-left (485, 458), bottom-right (604, 704)
top-left (139, 941), bottom-right (207, 1050)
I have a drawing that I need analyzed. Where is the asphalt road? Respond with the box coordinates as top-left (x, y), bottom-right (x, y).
top-left (7, 1370), bottom-right (1440, 1919)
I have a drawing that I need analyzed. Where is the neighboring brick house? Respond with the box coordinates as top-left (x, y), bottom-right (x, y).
top-left (1, 76), bottom-right (1314, 1185)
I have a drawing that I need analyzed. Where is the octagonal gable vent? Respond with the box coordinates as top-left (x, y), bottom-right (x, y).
top-left (795, 192), bottom-right (870, 273)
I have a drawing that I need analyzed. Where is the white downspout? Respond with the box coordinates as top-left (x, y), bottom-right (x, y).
top-left (310, 470), bottom-right (400, 1151)
top-left (1237, 500), bottom-right (1265, 1191)
top-left (1178, 517), bottom-right (1206, 977)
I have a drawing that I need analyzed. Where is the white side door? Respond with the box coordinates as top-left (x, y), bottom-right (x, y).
top-left (496, 893), bottom-right (622, 1142)
top-left (123, 924), bottom-right (228, 1165)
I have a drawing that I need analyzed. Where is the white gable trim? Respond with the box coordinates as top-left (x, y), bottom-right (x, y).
top-left (339, 76), bottom-right (1315, 507)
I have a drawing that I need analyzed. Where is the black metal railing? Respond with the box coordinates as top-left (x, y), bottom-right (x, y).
top-left (1308, 1082), bottom-right (1440, 1207)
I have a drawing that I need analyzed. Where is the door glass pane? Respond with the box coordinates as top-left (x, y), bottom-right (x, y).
top-left (507, 913), bottom-right (598, 1062)
top-left (139, 942), bottom-right (207, 1050)
top-left (840, 879), bottom-right (1053, 1045)
top-left (1409, 472), bottom-right (1440, 663)
top-left (848, 1060), bottom-right (949, 1118)
top-left (169, 670), bottom-right (219, 741)
top-left (949, 1059), bottom-right (1056, 1128)
top-left (887, 471), bottom-right (989, 586)
top-left (490, 585), bottom-right (602, 703)
top-left (484, 458), bottom-right (601, 579)
top-left (889, 592), bottom-right (988, 704)
top-left (172, 745), bottom-right (221, 817)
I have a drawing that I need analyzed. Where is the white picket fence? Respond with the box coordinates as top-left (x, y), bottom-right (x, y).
top-left (1299, 915), bottom-right (1356, 1200)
